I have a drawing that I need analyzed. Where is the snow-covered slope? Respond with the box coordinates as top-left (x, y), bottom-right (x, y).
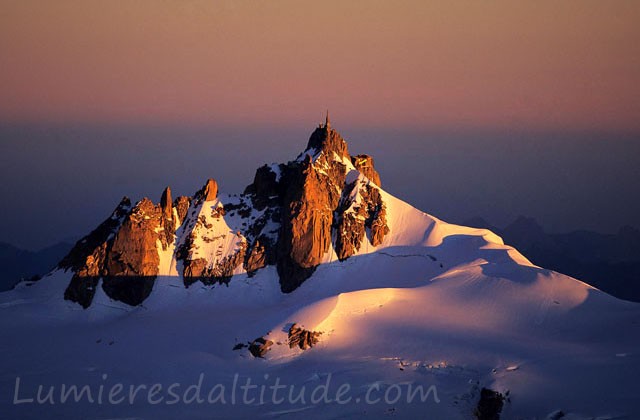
top-left (1, 180), bottom-right (638, 419)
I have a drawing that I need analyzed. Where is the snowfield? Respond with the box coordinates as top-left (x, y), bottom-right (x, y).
top-left (1, 187), bottom-right (639, 419)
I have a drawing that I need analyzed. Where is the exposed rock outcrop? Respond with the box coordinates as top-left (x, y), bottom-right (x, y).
top-left (180, 178), bottom-right (250, 286)
top-left (59, 116), bottom-right (392, 307)
top-left (352, 154), bottom-right (381, 186)
top-left (183, 242), bottom-right (246, 286)
top-left (61, 198), bottom-right (131, 308)
top-left (335, 177), bottom-right (390, 260)
top-left (474, 388), bottom-right (506, 420)
top-left (244, 239), bottom-right (268, 275)
top-left (248, 336), bottom-right (273, 358)
top-left (198, 178), bottom-right (218, 202)
top-left (277, 124), bottom-right (349, 292)
top-left (288, 323), bottom-right (322, 350)
top-left (305, 121), bottom-right (350, 160)
top-left (103, 193), bottom-right (179, 305)
top-left (370, 202), bottom-right (389, 246)
top-left (106, 198), bottom-right (163, 277)
top-left (64, 276), bottom-right (100, 309)
top-left (63, 188), bottom-right (183, 307)
top-left (101, 276), bottom-right (157, 307)
top-left (63, 242), bottom-right (109, 309)
top-left (242, 167), bottom-right (282, 277)
top-left (59, 197), bottom-right (131, 272)
top-left (161, 187), bottom-right (173, 219)
top-left (173, 195), bottom-right (191, 225)
top-left (244, 164), bottom-right (283, 211)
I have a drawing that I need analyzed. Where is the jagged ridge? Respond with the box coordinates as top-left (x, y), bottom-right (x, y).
top-left (60, 117), bottom-right (389, 308)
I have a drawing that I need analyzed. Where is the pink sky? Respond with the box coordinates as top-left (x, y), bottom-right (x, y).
top-left (1, 1), bottom-right (639, 130)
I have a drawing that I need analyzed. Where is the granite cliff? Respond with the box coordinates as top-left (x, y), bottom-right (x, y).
top-left (59, 115), bottom-right (389, 308)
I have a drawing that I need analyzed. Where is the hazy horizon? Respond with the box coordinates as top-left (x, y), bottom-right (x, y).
top-left (1, 1), bottom-right (639, 249)
top-left (1, 120), bottom-right (638, 250)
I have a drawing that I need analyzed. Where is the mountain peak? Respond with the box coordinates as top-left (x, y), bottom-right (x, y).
top-left (160, 186), bottom-right (172, 219)
top-left (304, 117), bottom-right (349, 160)
top-left (506, 215), bottom-right (545, 235)
top-left (58, 119), bottom-right (391, 307)
top-left (196, 178), bottom-right (218, 202)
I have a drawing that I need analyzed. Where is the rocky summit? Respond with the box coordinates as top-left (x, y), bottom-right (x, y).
top-left (59, 115), bottom-right (390, 308)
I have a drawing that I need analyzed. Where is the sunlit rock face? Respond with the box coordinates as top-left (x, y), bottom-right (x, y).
top-left (106, 198), bottom-right (164, 278)
top-left (62, 190), bottom-right (183, 307)
top-left (277, 125), bottom-right (350, 292)
top-left (305, 119), bottom-right (350, 160)
top-left (335, 177), bottom-right (389, 261)
top-left (351, 154), bottom-right (381, 186)
top-left (60, 197), bottom-right (131, 308)
top-left (287, 323), bottom-right (322, 350)
top-left (200, 178), bottom-right (218, 202)
top-left (59, 118), bottom-right (390, 307)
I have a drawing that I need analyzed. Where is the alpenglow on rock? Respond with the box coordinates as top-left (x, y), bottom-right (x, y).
top-left (57, 117), bottom-right (390, 308)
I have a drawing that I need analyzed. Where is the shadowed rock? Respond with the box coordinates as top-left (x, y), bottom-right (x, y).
top-left (61, 198), bottom-right (131, 308)
top-left (474, 388), bottom-right (505, 420)
top-left (173, 195), bottom-right (191, 225)
top-left (101, 276), bottom-right (156, 306)
top-left (59, 197), bottom-right (131, 272)
top-left (64, 275), bottom-right (101, 309)
top-left (248, 336), bottom-right (273, 358)
top-left (62, 189), bottom-right (182, 307)
top-left (244, 164), bottom-right (283, 211)
top-left (161, 186), bottom-right (173, 219)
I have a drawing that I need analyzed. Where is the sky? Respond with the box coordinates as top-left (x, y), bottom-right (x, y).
top-left (1, 1), bottom-right (639, 249)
